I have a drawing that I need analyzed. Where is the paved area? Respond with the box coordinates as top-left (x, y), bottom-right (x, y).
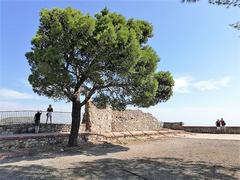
top-left (0, 134), bottom-right (239, 180)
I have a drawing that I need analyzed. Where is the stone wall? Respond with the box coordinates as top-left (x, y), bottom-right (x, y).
top-left (183, 126), bottom-right (240, 134)
top-left (112, 110), bottom-right (161, 132)
top-left (82, 102), bottom-right (112, 133)
top-left (0, 124), bottom-right (86, 135)
top-left (163, 122), bottom-right (184, 130)
top-left (82, 102), bottom-right (161, 133)
top-left (0, 102), bottom-right (161, 135)
top-left (163, 122), bottom-right (240, 134)
top-left (0, 130), bottom-right (181, 151)
top-left (0, 133), bottom-right (91, 151)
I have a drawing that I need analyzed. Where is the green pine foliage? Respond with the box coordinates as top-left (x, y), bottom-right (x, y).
top-left (26, 7), bottom-right (174, 110)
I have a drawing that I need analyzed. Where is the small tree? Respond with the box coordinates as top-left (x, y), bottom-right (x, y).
top-left (26, 8), bottom-right (174, 146)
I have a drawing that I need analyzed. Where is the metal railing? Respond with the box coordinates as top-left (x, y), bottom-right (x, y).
top-left (0, 110), bottom-right (72, 125)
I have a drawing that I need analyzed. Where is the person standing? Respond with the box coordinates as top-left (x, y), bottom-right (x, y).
top-left (216, 119), bottom-right (221, 132)
top-left (46, 104), bottom-right (53, 124)
top-left (34, 111), bottom-right (42, 133)
top-left (220, 118), bottom-right (226, 132)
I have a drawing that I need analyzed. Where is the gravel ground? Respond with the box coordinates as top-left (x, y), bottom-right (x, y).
top-left (0, 134), bottom-right (239, 180)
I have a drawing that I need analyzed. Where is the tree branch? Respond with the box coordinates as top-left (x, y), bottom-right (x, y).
top-left (79, 82), bottom-right (128, 107)
top-left (73, 74), bottom-right (87, 98)
top-left (95, 82), bottom-right (128, 89)
top-left (63, 88), bottom-right (74, 101)
top-left (80, 86), bottom-right (97, 106)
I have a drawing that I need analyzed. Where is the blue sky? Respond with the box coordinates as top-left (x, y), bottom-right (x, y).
top-left (0, 0), bottom-right (239, 125)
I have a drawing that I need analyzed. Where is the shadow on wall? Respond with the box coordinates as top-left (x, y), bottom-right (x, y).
top-left (0, 157), bottom-right (239, 179)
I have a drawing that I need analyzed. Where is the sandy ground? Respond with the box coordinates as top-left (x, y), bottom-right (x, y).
top-left (0, 133), bottom-right (239, 180)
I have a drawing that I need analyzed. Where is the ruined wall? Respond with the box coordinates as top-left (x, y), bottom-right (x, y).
top-left (82, 102), bottom-right (161, 133)
top-left (82, 102), bottom-right (113, 133)
top-left (0, 102), bottom-right (161, 135)
top-left (112, 110), bottom-right (161, 132)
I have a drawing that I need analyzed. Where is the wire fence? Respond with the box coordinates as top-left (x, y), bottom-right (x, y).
top-left (0, 110), bottom-right (72, 125)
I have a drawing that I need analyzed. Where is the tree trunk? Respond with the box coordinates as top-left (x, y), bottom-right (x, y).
top-left (68, 99), bottom-right (81, 146)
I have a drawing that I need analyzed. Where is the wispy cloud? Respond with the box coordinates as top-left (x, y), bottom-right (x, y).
top-left (193, 76), bottom-right (232, 91)
top-left (173, 76), bottom-right (192, 93)
top-left (173, 76), bottom-right (232, 93)
top-left (0, 88), bottom-right (36, 100)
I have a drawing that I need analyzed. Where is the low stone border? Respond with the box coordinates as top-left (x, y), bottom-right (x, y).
top-left (0, 123), bottom-right (86, 135)
top-left (163, 123), bottom-right (240, 134)
top-left (0, 130), bottom-right (183, 151)
top-left (183, 126), bottom-right (240, 134)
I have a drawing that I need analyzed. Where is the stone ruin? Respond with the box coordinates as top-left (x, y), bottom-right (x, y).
top-left (82, 101), bottom-right (162, 133)
top-left (0, 102), bottom-right (164, 150)
top-left (0, 101), bottom-right (162, 135)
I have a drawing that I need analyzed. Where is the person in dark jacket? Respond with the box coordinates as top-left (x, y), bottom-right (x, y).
top-left (34, 111), bottom-right (42, 133)
top-left (46, 104), bottom-right (53, 124)
top-left (216, 119), bottom-right (221, 132)
top-left (220, 118), bottom-right (226, 132)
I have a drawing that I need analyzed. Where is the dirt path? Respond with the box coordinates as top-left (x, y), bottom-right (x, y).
top-left (0, 134), bottom-right (239, 180)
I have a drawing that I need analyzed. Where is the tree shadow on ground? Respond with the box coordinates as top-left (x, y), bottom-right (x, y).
top-left (0, 157), bottom-right (239, 180)
top-left (0, 164), bottom-right (62, 180)
top-left (67, 157), bottom-right (240, 180)
top-left (0, 142), bottom-right (129, 164)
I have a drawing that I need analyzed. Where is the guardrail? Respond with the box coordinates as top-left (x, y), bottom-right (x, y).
top-left (0, 110), bottom-right (72, 125)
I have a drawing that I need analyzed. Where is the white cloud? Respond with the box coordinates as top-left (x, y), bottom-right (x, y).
top-left (173, 76), bottom-right (192, 93)
top-left (193, 76), bottom-right (232, 91)
top-left (0, 88), bottom-right (36, 100)
top-left (173, 76), bottom-right (232, 93)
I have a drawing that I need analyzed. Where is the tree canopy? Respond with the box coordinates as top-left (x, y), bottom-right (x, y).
top-left (26, 7), bottom-right (174, 110)
top-left (26, 8), bottom-right (174, 145)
